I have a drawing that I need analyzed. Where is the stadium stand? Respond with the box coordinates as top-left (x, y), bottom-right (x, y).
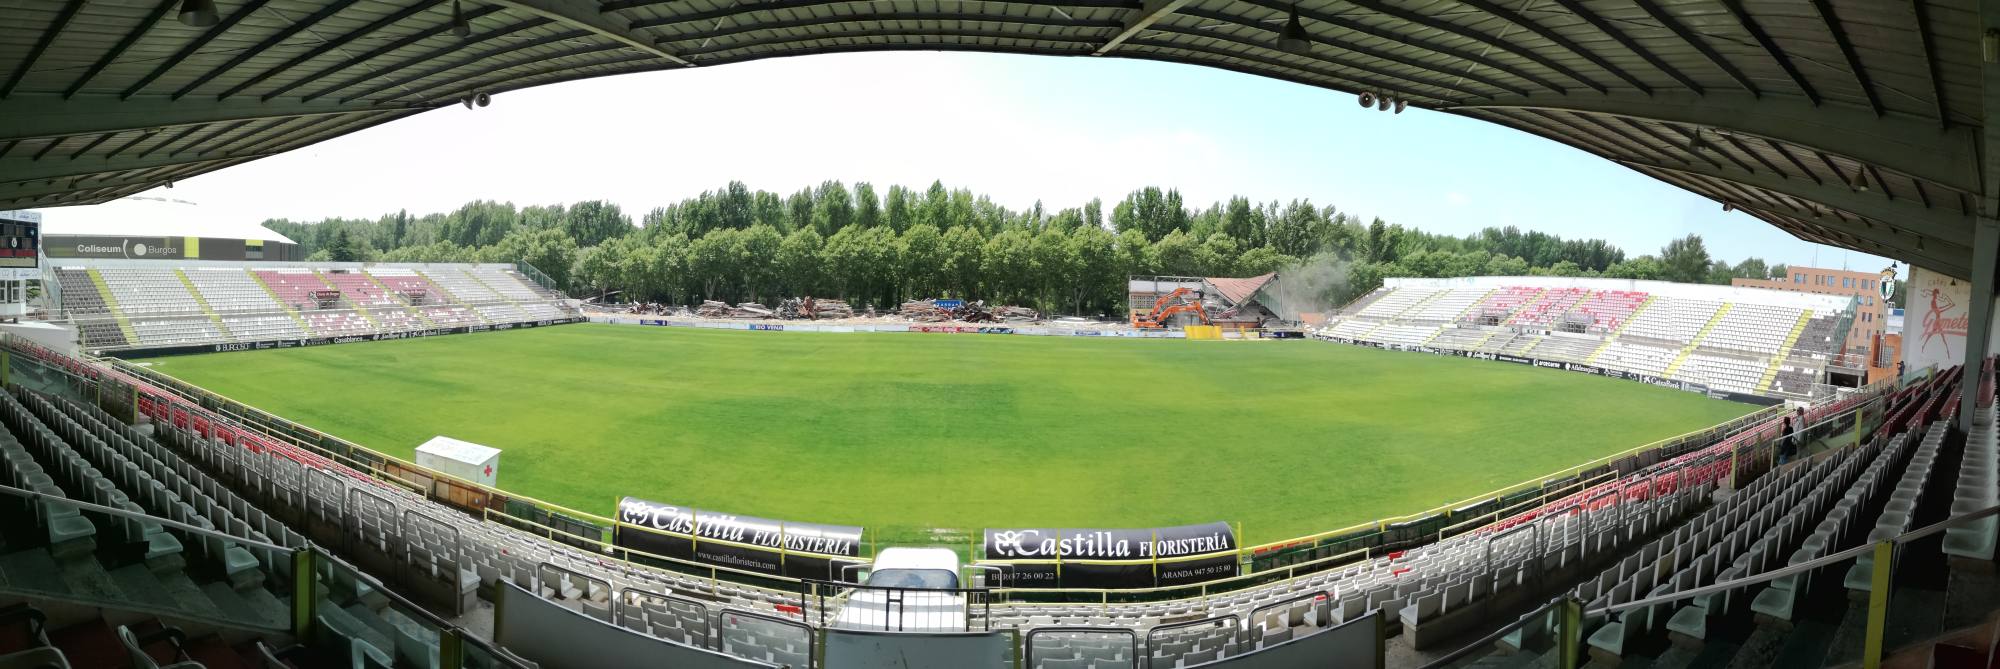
top-left (1320, 277), bottom-right (1858, 401)
top-left (54, 261), bottom-right (579, 352)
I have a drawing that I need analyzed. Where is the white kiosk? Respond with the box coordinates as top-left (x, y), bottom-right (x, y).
top-left (0, 210), bottom-right (38, 321)
top-left (414, 435), bottom-right (500, 487)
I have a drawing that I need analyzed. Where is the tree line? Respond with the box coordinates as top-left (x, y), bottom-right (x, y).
top-left (262, 180), bottom-right (1785, 316)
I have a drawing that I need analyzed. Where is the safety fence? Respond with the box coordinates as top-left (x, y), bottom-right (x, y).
top-left (0, 334), bottom-right (1889, 604)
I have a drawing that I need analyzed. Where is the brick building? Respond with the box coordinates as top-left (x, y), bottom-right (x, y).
top-left (1733, 265), bottom-right (1895, 382)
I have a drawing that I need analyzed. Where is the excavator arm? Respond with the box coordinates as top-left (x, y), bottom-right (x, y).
top-left (1132, 287), bottom-right (1210, 328)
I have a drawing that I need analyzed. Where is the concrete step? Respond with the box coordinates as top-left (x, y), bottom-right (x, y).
top-left (0, 548), bottom-right (70, 599)
top-left (108, 563), bottom-right (184, 611)
top-left (156, 569), bottom-right (226, 619)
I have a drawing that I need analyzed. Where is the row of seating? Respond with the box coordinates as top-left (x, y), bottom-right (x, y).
top-left (1484, 369), bottom-right (1959, 661)
top-left (1322, 282), bottom-right (1856, 398)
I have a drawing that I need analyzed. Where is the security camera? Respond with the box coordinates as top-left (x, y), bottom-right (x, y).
top-left (475, 92), bottom-right (491, 107)
top-left (1357, 91), bottom-right (1375, 108)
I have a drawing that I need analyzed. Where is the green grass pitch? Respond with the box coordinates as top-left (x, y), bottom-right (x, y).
top-left (136, 324), bottom-right (1755, 546)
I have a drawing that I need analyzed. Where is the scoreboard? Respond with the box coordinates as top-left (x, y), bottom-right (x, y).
top-left (0, 211), bottom-right (38, 280)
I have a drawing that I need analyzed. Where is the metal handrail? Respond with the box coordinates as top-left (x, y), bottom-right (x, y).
top-left (1418, 596), bottom-right (1562, 669)
top-left (1144, 612), bottom-right (1242, 652)
top-left (0, 482), bottom-right (292, 552)
top-left (1589, 502), bottom-right (2000, 617)
top-left (718, 607), bottom-right (816, 659)
top-left (1246, 590), bottom-right (1329, 642)
top-left (1023, 626), bottom-right (1139, 665)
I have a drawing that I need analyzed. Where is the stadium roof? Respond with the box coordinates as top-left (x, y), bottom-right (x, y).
top-left (1205, 272), bottom-right (1276, 305)
top-left (40, 196), bottom-right (298, 243)
top-left (0, 1), bottom-right (1987, 277)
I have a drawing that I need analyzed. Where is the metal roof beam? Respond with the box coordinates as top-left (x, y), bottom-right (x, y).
top-left (632, 0), bottom-right (1143, 29)
top-left (2, 0), bottom-right (86, 99)
top-left (382, 45), bottom-right (630, 103)
top-left (1227, 0), bottom-right (1566, 95)
top-left (660, 12), bottom-right (1122, 43)
top-left (1545, 0), bottom-right (1701, 94)
top-left (1444, 91), bottom-right (1978, 193)
top-left (261, 4), bottom-right (508, 101)
top-left (124, 0), bottom-right (277, 99)
top-left (299, 17), bottom-right (554, 103)
top-left (1172, 6), bottom-right (1523, 96)
top-left (220, 0), bottom-right (445, 100)
top-left (341, 30), bottom-right (600, 103)
top-left (1649, 172), bottom-right (1968, 274)
top-left (1342, 0), bottom-right (1607, 93)
top-left (488, 0), bottom-right (692, 66)
top-left (0, 110), bottom-right (419, 190)
top-left (1631, 0), bottom-right (1756, 96)
top-left (0, 94), bottom-right (420, 143)
top-left (1908, 0), bottom-right (1947, 127)
top-left (0, 160), bottom-right (244, 202)
top-left (174, 0), bottom-right (366, 100)
top-left (64, 0), bottom-right (175, 98)
top-left (0, 148), bottom-right (283, 187)
top-left (1095, 0), bottom-right (1194, 55)
top-left (1716, 0), bottom-right (1819, 104)
top-left (1134, 26), bottom-right (1495, 99)
top-left (680, 28), bottom-right (1100, 56)
top-left (1614, 157), bottom-right (1972, 243)
top-left (1456, 0), bottom-right (1649, 93)
top-left (1808, 0), bottom-right (1882, 117)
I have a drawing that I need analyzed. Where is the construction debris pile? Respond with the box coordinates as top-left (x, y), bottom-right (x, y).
top-left (777, 297), bottom-right (855, 320)
top-left (898, 300), bottom-right (1039, 323)
top-left (696, 300), bottom-right (773, 319)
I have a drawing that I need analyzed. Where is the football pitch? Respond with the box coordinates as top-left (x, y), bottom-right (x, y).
top-left (135, 324), bottom-right (1757, 545)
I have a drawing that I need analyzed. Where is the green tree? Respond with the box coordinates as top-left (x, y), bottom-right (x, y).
top-left (1147, 229), bottom-right (1202, 275)
top-left (775, 228), bottom-right (824, 297)
top-left (687, 229), bottom-right (740, 301)
top-left (1659, 234), bottom-right (1712, 283)
top-left (853, 183), bottom-right (882, 229)
top-left (490, 227), bottom-right (578, 288)
top-left (738, 224), bottom-right (784, 302)
top-left (325, 228), bottom-right (360, 262)
top-left (899, 224), bottom-right (945, 299)
top-left (1733, 257), bottom-right (1769, 281)
top-left (940, 225), bottom-right (986, 298)
top-left (1235, 246), bottom-right (1295, 277)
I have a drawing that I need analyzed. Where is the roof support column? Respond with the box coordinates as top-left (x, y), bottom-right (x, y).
top-left (1960, 0), bottom-right (2000, 428)
top-left (1960, 219), bottom-right (1996, 429)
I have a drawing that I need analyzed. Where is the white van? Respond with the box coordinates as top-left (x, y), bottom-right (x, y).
top-left (834, 547), bottom-right (966, 631)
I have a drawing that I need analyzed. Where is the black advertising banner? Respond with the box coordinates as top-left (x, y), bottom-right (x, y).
top-left (44, 236), bottom-right (188, 259)
top-left (981, 522), bottom-right (1238, 589)
top-left (614, 496), bottom-right (864, 580)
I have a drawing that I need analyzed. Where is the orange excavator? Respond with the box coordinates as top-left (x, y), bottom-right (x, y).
top-left (1132, 287), bottom-right (1212, 328)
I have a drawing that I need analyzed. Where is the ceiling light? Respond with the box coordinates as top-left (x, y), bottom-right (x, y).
top-left (450, 0), bottom-right (471, 37)
top-left (1275, 5), bottom-right (1311, 55)
top-left (177, 0), bottom-right (218, 27)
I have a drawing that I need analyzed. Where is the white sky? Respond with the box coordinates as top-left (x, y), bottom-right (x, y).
top-left (45, 51), bottom-right (1896, 273)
